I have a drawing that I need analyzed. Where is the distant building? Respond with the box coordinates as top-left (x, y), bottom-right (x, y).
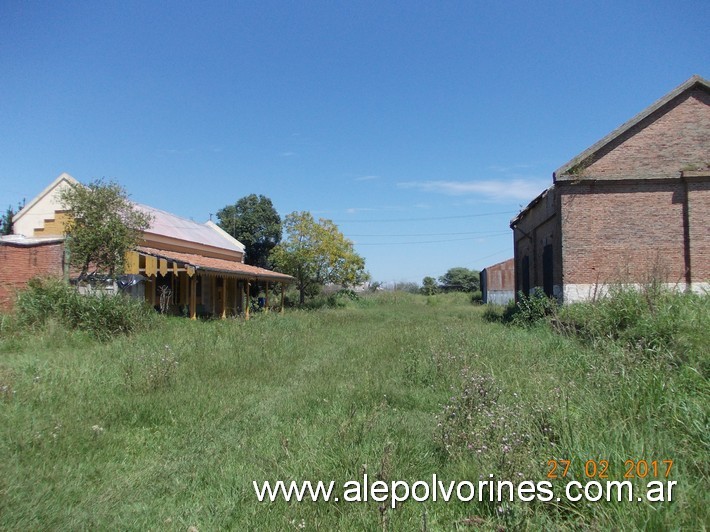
top-left (1, 173), bottom-right (292, 316)
top-left (511, 75), bottom-right (710, 302)
top-left (480, 258), bottom-right (514, 304)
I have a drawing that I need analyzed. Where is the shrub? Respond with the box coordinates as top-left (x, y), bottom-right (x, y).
top-left (555, 284), bottom-right (709, 367)
top-left (470, 290), bottom-right (483, 304)
top-left (14, 277), bottom-right (156, 340)
top-left (511, 288), bottom-right (557, 326)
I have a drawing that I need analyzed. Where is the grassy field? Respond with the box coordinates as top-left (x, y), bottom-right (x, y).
top-left (1, 291), bottom-right (707, 530)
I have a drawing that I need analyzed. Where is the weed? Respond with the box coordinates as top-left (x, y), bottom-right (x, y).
top-left (436, 368), bottom-right (558, 482)
top-left (122, 344), bottom-right (180, 392)
top-left (13, 276), bottom-right (157, 340)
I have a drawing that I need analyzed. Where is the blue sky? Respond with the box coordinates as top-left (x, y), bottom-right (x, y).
top-left (1, 1), bottom-right (708, 283)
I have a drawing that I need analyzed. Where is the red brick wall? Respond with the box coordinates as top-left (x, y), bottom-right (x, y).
top-left (559, 180), bottom-right (688, 286)
top-left (0, 242), bottom-right (65, 311)
top-left (576, 89), bottom-right (710, 180)
top-left (687, 177), bottom-right (710, 282)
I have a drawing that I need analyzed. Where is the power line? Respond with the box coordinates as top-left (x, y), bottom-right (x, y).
top-left (346, 230), bottom-right (510, 237)
top-left (473, 248), bottom-right (512, 262)
top-left (354, 235), bottom-right (510, 246)
top-left (331, 210), bottom-right (516, 223)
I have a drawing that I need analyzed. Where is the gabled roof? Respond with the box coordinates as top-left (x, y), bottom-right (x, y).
top-left (12, 172), bottom-right (79, 224)
top-left (554, 75), bottom-right (710, 181)
top-left (136, 204), bottom-right (245, 254)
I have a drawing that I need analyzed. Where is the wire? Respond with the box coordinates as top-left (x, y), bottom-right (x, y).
top-left (330, 210), bottom-right (516, 223)
top-left (346, 230), bottom-right (510, 237)
top-left (354, 235), bottom-right (510, 246)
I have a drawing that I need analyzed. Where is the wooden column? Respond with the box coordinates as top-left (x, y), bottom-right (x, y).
top-left (211, 276), bottom-right (217, 315)
top-left (189, 275), bottom-right (197, 320)
top-left (147, 277), bottom-right (155, 307)
top-left (180, 272), bottom-right (188, 306)
top-left (244, 281), bottom-right (250, 320)
top-left (234, 279), bottom-right (239, 316)
top-left (220, 278), bottom-right (226, 319)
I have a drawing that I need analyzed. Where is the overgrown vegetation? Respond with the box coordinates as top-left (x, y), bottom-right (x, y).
top-left (0, 290), bottom-right (707, 529)
top-left (11, 277), bottom-right (156, 340)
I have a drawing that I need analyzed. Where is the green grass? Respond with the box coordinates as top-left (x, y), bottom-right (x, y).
top-left (0, 292), bottom-right (707, 530)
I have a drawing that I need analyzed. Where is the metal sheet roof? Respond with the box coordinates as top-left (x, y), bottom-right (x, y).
top-left (136, 204), bottom-right (245, 253)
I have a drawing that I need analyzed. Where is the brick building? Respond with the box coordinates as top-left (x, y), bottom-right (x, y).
top-left (1, 173), bottom-right (292, 316)
top-left (510, 75), bottom-right (710, 302)
top-left (0, 237), bottom-right (66, 310)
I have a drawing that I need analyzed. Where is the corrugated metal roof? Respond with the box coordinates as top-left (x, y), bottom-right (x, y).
top-left (136, 204), bottom-right (245, 253)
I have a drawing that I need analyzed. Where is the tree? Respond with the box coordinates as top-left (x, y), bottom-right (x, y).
top-left (438, 267), bottom-right (480, 292)
top-left (1, 198), bottom-right (24, 236)
top-left (1, 205), bottom-right (14, 235)
top-left (421, 276), bottom-right (439, 295)
top-left (58, 179), bottom-right (153, 278)
top-left (270, 211), bottom-right (368, 305)
top-left (216, 194), bottom-right (281, 268)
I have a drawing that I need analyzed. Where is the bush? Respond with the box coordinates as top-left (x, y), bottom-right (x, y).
top-left (14, 277), bottom-right (157, 340)
top-left (511, 288), bottom-right (557, 326)
top-left (555, 285), bottom-right (709, 367)
top-left (470, 290), bottom-right (483, 304)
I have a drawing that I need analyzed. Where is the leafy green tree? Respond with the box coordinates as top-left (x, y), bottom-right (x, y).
top-left (59, 179), bottom-right (153, 278)
top-left (421, 276), bottom-right (439, 295)
top-left (438, 267), bottom-right (480, 292)
top-left (1, 205), bottom-right (14, 235)
top-left (270, 211), bottom-right (368, 305)
top-left (216, 194), bottom-right (281, 268)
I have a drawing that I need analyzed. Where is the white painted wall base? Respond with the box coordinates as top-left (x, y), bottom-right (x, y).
top-left (562, 282), bottom-right (709, 303)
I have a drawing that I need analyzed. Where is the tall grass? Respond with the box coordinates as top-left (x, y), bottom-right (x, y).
top-left (0, 291), bottom-right (707, 529)
top-left (11, 277), bottom-right (157, 340)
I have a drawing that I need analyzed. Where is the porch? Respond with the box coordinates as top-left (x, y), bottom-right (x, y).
top-left (124, 247), bottom-right (293, 319)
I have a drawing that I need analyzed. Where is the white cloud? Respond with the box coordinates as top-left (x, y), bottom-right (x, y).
top-left (397, 178), bottom-right (548, 202)
top-left (345, 207), bottom-right (378, 214)
top-left (354, 175), bottom-right (379, 181)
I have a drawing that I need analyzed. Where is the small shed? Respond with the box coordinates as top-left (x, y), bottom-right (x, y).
top-left (480, 258), bottom-right (515, 305)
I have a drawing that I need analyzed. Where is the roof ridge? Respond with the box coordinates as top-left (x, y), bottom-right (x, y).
top-left (134, 202), bottom-right (208, 226)
top-left (554, 75), bottom-right (710, 180)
